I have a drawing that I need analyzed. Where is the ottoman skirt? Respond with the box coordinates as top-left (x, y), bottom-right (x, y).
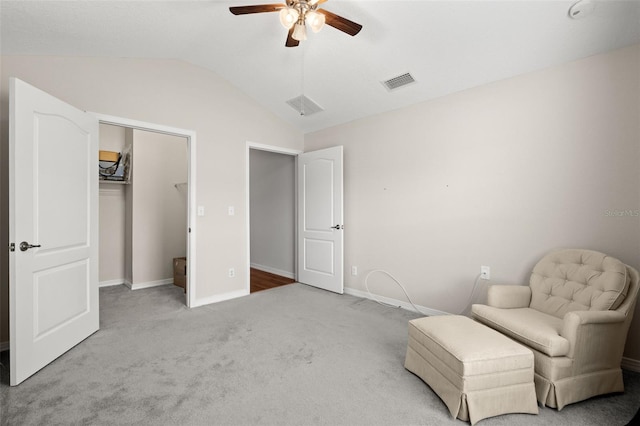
top-left (405, 315), bottom-right (538, 425)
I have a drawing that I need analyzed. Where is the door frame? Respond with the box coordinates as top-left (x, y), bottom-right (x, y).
top-left (245, 142), bottom-right (302, 292)
top-left (94, 113), bottom-right (197, 308)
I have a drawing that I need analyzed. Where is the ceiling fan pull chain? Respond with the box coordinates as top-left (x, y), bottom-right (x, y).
top-left (300, 43), bottom-right (305, 116)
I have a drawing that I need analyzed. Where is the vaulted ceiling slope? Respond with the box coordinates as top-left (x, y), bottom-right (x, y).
top-left (2, 1), bottom-right (639, 133)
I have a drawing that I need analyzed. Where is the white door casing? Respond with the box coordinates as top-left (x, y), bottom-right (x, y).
top-left (297, 146), bottom-right (344, 294)
top-left (93, 113), bottom-right (197, 308)
top-left (9, 78), bottom-right (99, 386)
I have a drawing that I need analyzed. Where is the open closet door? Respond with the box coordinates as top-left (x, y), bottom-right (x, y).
top-left (9, 78), bottom-right (99, 385)
top-left (297, 146), bottom-right (344, 294)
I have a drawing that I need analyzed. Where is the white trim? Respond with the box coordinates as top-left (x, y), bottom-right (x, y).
top-left (344, 287), bottom-right (450, 316)
top-left (99, 185), bottom-right (126, 195)
top-left (250, 263), bottom-right (295, 280)
top-left (245, 141), bottom-right (302, 295)
top-left (622, 357), bottom-right (640, 372)
top-left (191, 289), bottom-right (250, 308)
top-left (124, 278), bottom-right (174, 290)
top-left (0, 341), bottom-right (9, 352)
top-left (247, 142), bottom-right (302, 156)
top-left (345, 290), bottom-right (640, 370)
top-left (91, 113), bottom-right (197, 308)
top-left (99, 279), bottom-right (125, 288)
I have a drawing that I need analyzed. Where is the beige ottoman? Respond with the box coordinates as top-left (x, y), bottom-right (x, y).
top-left (405, 315), bottom-right (538, 425)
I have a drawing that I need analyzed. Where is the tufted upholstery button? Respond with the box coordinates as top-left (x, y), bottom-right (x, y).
top-left (529, 249), bottom-right (629, 317)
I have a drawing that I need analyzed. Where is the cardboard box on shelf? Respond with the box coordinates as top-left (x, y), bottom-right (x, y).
top-left (99, 150), bottom-right (120, 162)
top-left (173, 257), bottom-right (186, 291)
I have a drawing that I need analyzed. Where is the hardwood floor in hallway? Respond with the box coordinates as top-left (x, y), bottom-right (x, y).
top-left (250, 268), bottom-right (296, 293)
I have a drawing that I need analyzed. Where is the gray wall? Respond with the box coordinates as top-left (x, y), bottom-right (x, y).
top-left (250, 149), bottom-right (295, 278)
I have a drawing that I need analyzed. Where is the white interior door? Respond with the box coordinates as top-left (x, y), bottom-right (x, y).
top-left (9, 78), bottom-right (99, 386)
top-left (297, 146), bottom-right (344, 294)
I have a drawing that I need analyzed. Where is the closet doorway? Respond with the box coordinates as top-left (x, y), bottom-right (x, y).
top-left (247, 144), bottom-right (300, 293)
top-left (98, 121), bottom-right (192, 305)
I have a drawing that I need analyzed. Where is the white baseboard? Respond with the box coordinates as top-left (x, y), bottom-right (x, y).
top-left (99, 279), bottom-right (126, 288)
top-left (345, 286), bottom-right (640, 371)
top-left (0, 341), bottom-right (8, 352)
top-left (344, 287), bottom-right (450, 317)
top-left (125, 278), bottom-right (174, 290)
top-left (622, 357), bottom-right (640, 372)
top-left (250, 263), bottom-right (295, 280)
top-left (191, 289), bottom-right (250, 308)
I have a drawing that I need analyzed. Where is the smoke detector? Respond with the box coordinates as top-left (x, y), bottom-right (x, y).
top-left (568, 0), bottom-right (595, 20)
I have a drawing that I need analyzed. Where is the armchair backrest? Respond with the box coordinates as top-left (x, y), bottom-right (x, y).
top-left (529, 249), bottom-right (631, 319)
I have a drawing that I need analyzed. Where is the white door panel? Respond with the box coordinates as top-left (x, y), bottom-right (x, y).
top-left (297, 146), bottom-right (343, 294)
top-left (10, 78), bottom-right (99, 386)
top-left (304, 238), bottom-right (334, 274)
top-left (36, 112), bottom-right (91, 250)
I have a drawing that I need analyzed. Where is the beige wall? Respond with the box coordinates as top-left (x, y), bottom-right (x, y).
top-left (129, 129), bottom-right (187, 286)
top-left (305, 44), bottom-right (640, 360)
top-left (0, 56), bottom-right (304, 343)
top-left (98, 125), bottom-right (188, 288)
top-left (2, 47), bottom-right (639, 363)
top-left (99, 124), bottom-right (127, 284)
top-left (124, 128), bottom-right (134, 284)
top-left (250, 149), bottom-right (296, 277)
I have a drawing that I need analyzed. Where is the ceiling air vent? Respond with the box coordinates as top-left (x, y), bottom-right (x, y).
top-left (382, 72), bottom-right (416, 91)
top-left (286, 95), bottom-right (324, 116)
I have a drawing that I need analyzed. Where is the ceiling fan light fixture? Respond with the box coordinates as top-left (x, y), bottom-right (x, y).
top-left (306, 10), bottom-right (325, 33)
top-left (279, 7), bottom-right (299, 29)
top-left (292, 22), bottom-right (307, 41)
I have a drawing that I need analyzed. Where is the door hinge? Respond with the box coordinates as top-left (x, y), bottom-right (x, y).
top-left (9, 242), bottom-right (15, 252)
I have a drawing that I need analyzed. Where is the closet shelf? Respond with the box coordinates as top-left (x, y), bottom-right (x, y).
top-left (100, 180), bottom-right (130, 185)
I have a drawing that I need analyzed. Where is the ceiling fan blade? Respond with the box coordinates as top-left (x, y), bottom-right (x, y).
top-left (318, 9), bottom-right (362, 36)
top-left (229, 4), bottom-right (285, 15)
top-left (285, 27), bottom-right (300, 47)
top-left (309, 0), bottom-right (328, 5)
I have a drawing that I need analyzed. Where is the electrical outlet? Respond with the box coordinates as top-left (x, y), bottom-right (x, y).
top-left (228, 268), bottom-right (235, 278)
top-left (480, 265), bottom-right (490, 280)
top-left (228, 206), bottom-right (235, 216)
top-left (351, 266), bottom-right (358, 276)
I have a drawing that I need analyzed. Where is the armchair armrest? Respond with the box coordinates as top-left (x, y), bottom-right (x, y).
top-left (487, 285), bottom-right (531, 308)
top-left (561, 310), bottom-right (628, 373)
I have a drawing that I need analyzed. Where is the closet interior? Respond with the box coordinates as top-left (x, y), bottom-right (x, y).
top-left (98, 124), bottom-right (188, 300)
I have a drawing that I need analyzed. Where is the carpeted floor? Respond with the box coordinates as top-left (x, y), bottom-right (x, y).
top-left (1, 283), bottom-right (638, 425)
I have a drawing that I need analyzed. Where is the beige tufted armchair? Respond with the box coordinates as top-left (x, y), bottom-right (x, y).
top-left (471, 249), bottom-right (639, 410)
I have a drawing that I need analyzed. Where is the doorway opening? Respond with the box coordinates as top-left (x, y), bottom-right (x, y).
top-left (94, 114), bottom-right (197, 307)
top-left (246, 143), bottom-right (301, 293)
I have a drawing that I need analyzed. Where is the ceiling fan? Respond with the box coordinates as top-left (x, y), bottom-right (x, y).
top-left (229, 0), bottom-right (363, 47)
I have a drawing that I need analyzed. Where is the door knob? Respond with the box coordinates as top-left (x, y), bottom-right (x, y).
top-left (330, 224), bottom-right (343, 230)
top-left (19, 241), bottom-right (41, 252)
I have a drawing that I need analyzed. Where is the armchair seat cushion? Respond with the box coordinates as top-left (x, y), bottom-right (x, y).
top-left (472, 305), bottom-right (569, 357)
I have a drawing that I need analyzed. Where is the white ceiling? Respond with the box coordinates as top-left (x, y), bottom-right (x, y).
top-left (2, 0), bottom-right (639, 133)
